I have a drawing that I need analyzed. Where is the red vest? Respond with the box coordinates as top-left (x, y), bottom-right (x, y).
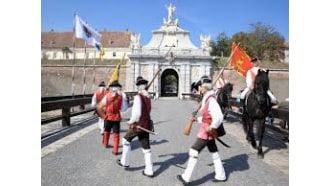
top-left (104, 93), bottom-right (123, 121)
top-left (197, 95), bottom-right (215, 140)
top-left (136, 94), bottom-right (151, 130)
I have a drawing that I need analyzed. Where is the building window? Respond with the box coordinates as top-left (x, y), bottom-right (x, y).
top-left (113, 52), bottom-right (116, 57)
top-left (42, 51), bottom-right (48, 60)
top-left (53, 52), bottom-right (57, 59)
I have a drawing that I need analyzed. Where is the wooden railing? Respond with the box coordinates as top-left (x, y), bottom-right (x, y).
top-left (41, 92), bottom-right (156, 127)
top-left (228, 98), bottom-right (289, 136)
top-left (41, 95), bottom-right (94, 127)
top-left (229, 98), bottom-right (289, 121)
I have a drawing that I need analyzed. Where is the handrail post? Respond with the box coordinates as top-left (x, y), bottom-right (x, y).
top-left (62, 107), bottom-right (71, 127)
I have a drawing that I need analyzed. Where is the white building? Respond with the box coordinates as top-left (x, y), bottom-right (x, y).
top-left (41, 31), bottom-right (131, 61)
top-left (128, 4), bottom-right (214, 98)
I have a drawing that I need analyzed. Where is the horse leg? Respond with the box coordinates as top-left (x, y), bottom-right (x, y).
top-left (256, 121), bottom-right (265, 159)
top-left (247, 119), bottom-right (260, 149)
top-left (221, 107), bottom-right (228, 120)
top-left (242, 112), bottom-right (249, 135)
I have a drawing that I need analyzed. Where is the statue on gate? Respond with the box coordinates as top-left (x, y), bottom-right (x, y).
top-left (200, 34), bottom-right (212, 51)
top-left (130, 33), bottom-right (141, 49)
top-left (165, 3), bottom-right (176, 24)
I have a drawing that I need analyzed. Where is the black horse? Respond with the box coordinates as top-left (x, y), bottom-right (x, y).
top-left (241, 69), bottom-right (272, 159)
top-left (216, 83), bottom-right (233, 119)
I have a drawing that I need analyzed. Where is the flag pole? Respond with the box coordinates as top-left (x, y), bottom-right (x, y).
top-left (212, 42), bottom-right (240, 86)
top-left (72, 13), bottom-right (76, 98)
top-left (92, 50), bottom-right (96, 92)
top-left (82, 40), bottom-right (87, 95)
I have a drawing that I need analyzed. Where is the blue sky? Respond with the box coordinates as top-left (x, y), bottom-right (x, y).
top-left (41, 0), bottom-right (288, 46)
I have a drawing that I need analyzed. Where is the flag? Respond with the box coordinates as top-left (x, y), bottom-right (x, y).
top-left (107, 53), bottom-right (125, 86)
top-left (99, 45), bottom-right (105, 60)
top-left (230, 42), bottom-right (253, 77)
top-left (75, 14), bottom-right (101, 50)
top-left (107, 63), bottom-right (121, 86)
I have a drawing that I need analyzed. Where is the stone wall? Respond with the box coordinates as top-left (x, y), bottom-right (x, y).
top-left (42, 66), bottom-right (289, 102)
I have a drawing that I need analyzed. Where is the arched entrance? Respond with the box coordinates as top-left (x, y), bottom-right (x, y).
top-left (160, 69), bottom-right (178, 97)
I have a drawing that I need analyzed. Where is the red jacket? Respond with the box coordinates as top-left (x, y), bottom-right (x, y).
top-left (104, 93), bottom-right (123, 121)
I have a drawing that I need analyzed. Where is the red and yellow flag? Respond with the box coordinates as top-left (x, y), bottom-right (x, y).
top-left (230, 42), bottom-right (253, 77)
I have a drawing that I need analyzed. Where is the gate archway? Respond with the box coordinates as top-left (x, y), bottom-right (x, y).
top-left (160, 69), bottom-right (178, 97)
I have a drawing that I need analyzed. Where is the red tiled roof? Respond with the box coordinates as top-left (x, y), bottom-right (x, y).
top-left (41, 31), bottom-right (131, 49)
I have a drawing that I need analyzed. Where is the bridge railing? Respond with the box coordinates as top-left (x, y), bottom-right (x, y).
top-left (41, 92), bottom-right (156, 127)
top-left (41, 95), bottom-right (94, 127)
top-left (228, 98), bottom-right (289, 136)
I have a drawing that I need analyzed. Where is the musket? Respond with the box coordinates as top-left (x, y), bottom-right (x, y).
top-left (183, 105), bottom-right (199, 136)
top-left (146, 69), bottom-right (162, 91)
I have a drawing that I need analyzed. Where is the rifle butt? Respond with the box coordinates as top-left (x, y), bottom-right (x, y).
top-left (183, 119), bottom-right (194, 136)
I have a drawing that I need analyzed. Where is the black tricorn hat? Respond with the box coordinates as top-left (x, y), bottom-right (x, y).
top-left (136, 76), bottom-right (148, 86)
top-left (202, 78), bottom-right (212, 84)
top-left (98, 81), bottom-right (106, 87)
top-left (109, 80), bottom-right (122, 87)
top-left (251, 57), bottom-right (259, 63)
top-left (200, 75), bottom-right (209, 81)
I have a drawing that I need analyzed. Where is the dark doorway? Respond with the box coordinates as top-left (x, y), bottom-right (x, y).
top-left (161, 69), bottom-right (178, 97)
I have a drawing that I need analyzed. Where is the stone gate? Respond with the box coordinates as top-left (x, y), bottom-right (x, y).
top-left (127, 4), bottom-right (214, 99)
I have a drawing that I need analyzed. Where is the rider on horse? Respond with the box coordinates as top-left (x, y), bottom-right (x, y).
top-left (240, 57), bottom-right (278, 106)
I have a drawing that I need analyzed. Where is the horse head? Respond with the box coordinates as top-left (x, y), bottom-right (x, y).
top-left (223, 82), bottom-right (233, 97)
top-left (216, 82), bottom-right (234, 117)
top-left (254, 69), bottom-right (270, 104)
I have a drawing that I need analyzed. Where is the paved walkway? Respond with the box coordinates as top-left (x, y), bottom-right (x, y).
top-left (41, 98), bottom-right (289, 186)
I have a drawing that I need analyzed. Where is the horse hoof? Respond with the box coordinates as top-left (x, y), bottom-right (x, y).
top-left (251, 141), bottom-right (257, 149)
top-left (258, 153), bottom-right (264, 159)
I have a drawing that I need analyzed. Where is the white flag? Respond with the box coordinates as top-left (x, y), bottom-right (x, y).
top-left (75, 14), bottom-right (101, 50)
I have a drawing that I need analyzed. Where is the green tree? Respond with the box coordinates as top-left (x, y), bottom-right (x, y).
top-left (210, 32), bottom-right (231, 67)
top-left (210, 32), bottom-right (231, 57)
top-left (234, 22), bottom-right (286, 61)
top-left (230, 32), bottom-right (254, 55)
top-left (212, 22), bottom-right (286, 62)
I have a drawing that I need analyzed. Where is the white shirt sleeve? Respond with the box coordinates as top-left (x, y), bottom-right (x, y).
top-left (120, 92), bottom-right (128, 112)
top-left (246, 70), bottom-right (253, 89)
top-left (208, 97), bottom-right (223, 129)
top-left (91, 93), bottom-right (97, 107)
top-left (129, 95), bottom-right (142, 123)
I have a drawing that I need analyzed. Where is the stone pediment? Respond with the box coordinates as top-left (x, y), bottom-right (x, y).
top-left (137, 3), bottom-right (206, 54)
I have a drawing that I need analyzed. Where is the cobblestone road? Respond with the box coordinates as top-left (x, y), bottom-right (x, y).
top-left (42, 98), bottom-right (288, 186)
